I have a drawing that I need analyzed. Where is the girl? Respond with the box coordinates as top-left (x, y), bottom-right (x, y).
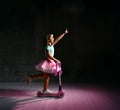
top-left (27, 28), bottom-right (68, 94)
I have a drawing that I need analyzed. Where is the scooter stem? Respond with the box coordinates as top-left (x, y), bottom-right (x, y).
top-left (58, 72), bottom-right (62, 91)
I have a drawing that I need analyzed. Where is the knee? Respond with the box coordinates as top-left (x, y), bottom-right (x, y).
top-left (44, 73), bottom-right (50, 78)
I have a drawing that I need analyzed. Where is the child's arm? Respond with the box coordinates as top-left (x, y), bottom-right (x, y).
top-left (47, 50), bottom-right (60, 62)
top-left (53, 28), bottom-right (68, 45)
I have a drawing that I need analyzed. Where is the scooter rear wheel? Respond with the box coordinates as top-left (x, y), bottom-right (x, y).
top-left (37, 91), bottom-right (42, 97)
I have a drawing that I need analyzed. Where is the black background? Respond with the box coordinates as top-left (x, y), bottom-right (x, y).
top-left (0, 0), bottom-right (119, 84)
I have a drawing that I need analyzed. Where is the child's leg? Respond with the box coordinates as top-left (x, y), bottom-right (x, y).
top-left (31, 74), bottom-right (45, 79)
top-left (43, 73), bottom-right (50, 92)
top-left (27, 73), bottom-right (44, 85)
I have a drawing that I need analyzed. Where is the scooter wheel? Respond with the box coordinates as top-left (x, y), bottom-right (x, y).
top-left (58, 90), bottom-right (65, 98)
top-left (37, 91), bottom-right (42, 97)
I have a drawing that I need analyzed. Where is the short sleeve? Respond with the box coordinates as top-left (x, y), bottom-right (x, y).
top-left (46, 46), bottom-right (51, 50)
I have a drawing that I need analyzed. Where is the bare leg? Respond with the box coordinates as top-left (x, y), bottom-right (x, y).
top-left (27, 73), bottom-right (45, 85)
top-left (43, 73), bottom-right (50, 92)
top-left (31, 74), bottom-right (45, 80)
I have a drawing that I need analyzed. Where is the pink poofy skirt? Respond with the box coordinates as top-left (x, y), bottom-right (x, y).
top-left (34, 58), bottom-right (62, 76)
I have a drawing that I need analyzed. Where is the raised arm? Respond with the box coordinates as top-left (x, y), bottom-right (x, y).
top-left (53, 28), bottom-right (68, 45)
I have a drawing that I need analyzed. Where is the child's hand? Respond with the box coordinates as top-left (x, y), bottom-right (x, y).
top-left (65, 28), bottom-right (68, 34)
top-left (56, 60), bottom-right (61, 63)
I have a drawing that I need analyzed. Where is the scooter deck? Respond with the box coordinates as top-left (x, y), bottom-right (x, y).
top-left (37, 90), bottom-right (64, 98)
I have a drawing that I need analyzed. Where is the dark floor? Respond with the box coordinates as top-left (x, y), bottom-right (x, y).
top-left (0, 82), bottom-right (120, 110)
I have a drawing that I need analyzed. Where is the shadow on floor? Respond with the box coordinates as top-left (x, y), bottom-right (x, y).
top-left (0, 89), bottom-right (58, 110)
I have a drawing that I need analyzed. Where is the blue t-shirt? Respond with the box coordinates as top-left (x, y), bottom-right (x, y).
top-left (46, 45), bottom-right (54, 57)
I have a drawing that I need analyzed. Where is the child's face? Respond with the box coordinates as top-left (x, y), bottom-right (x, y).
top-left (49, 34), bottom-right (54, 43)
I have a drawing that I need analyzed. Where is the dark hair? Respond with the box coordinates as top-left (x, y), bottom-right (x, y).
top-left (46, 34), bottom-right (53, 39)
top-left (42, 34), bottom-right (52, 47)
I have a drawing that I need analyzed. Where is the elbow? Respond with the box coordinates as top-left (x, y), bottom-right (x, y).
top-left (47, 54), bottom-right (53, 59)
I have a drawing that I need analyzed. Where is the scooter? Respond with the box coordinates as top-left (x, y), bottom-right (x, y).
top-left (36, 63), bottom-right (65, 98)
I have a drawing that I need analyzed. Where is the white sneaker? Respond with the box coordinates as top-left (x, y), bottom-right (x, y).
top-left (43, 89), bottom-right (54, 94)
